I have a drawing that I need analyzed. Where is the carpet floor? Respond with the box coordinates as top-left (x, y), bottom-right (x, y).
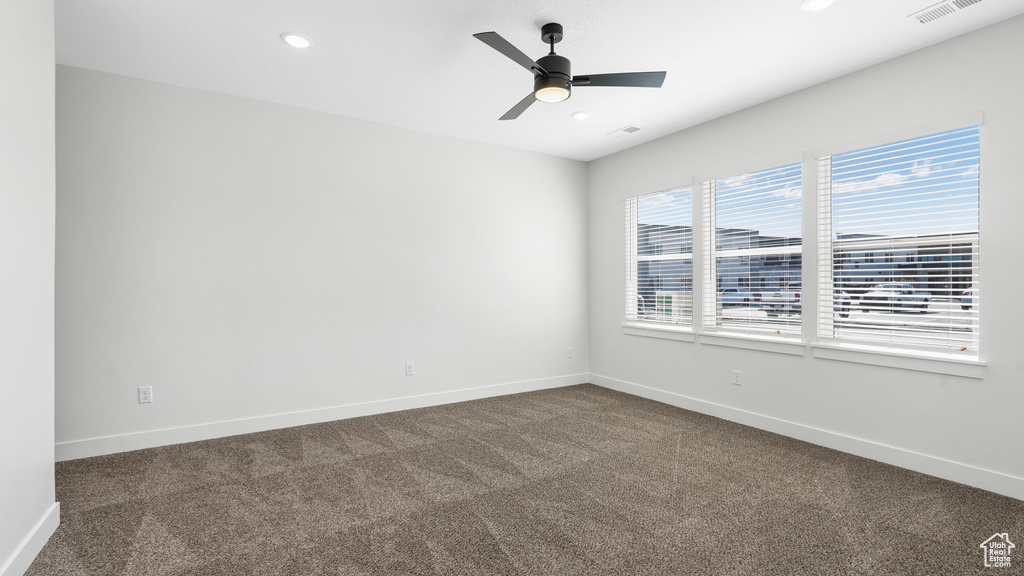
top-left (27, 384), bottom-right (1024, 575)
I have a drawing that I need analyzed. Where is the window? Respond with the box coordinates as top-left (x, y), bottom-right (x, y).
top-left (625, 186), bottom-right (693, 326)
top-left (817, 125), bottom-right (980, 353)
top-left (702, 162), bottom-right (803, 336)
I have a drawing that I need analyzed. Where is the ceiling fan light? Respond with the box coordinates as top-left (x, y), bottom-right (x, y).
top-left (534, 76), bottom-right (571, 103)
top-left (535, 86), bottom-right (570, 103)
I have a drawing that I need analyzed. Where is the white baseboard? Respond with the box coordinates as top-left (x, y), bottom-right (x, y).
top-left (0, 502), bottom-right (59, 576)
top-left (589, 373), bottom-right (1024, 502)
top-left (55, 374), bottom-right (588, 461)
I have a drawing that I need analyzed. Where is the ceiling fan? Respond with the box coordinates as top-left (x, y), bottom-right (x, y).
top-left (473, 23), bottom-right (667, 121)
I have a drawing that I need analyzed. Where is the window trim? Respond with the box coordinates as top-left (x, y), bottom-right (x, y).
top-left (811, 342), bottom-right (985, 379)
top-left (808, 111), bottom-right (984, 162)
top-left (622, 322), bottom-right (696, 342)
top-left (699, 332), bottom-right (805, 355)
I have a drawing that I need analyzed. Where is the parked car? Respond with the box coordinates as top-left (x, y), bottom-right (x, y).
top-left (959, 288), bottom-right (974, 310)
top-left (762, 282), bottom-right (801, 316)
top-left (861, 283), bottom-right (930, 313)
top-left (720, 288), bottom-right (757, 306)
top-left (834, 289), bottom-right (851, 318)
top-left (637, 295), bottom-right (653, 319)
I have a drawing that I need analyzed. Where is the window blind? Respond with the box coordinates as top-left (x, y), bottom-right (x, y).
top-left (817, 125), bottom-right (980, 353)
top-left (702, 163), bottom-right (803, 335)
top-left (625, 186), bottom-right (693, 325)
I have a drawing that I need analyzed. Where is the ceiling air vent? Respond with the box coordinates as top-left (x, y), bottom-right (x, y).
top-left (909, 0), bottom-right (982, 24)
top-left (607, 125), bottom-right (643, 138)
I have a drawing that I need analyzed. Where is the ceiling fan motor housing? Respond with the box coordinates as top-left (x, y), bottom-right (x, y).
top-left (534, 54), bottom-right (571, 99)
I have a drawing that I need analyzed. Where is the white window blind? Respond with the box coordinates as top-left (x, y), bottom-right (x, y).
top-left (702, 163), bottom-right (803, 336)
top-left (625, 187), bottom-right (693, 326)
top-left (817, 125), bottom-right (980, 353)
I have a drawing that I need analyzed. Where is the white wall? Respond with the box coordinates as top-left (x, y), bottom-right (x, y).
top-left (0, 1), bottom-right (59, 575)
top-left (588, 15), bottom-right (1024, 499)
top-left (55, 67), bottom-right (589, 458)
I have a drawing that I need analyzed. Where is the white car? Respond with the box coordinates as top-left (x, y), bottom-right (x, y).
top-left (861, 283), bottom-right (930, 313)
top-left (637, 295), bottom-right (653, 319)
top-left (720, 288), bottom-right (756, 306)
top-left (959, 288), bottom-right (974, 310)
top-left (834, 289), bottom-right (851, 318)
top-left (762, 282), bottom-right (801, 316)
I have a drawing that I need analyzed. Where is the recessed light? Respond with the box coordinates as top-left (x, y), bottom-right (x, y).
top-left (281, 33), bottom-right (311, 49)
top-left (800, 0), bottom-right (837, 11)
top-left (571, 111), bottom-right (591, 121)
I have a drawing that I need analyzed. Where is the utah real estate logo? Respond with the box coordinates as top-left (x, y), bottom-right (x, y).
top-left (980, 533), bottom-right (1014, 568)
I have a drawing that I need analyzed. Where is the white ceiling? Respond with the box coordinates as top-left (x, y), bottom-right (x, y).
top-left (55, 0), bottom-right (1024, 162)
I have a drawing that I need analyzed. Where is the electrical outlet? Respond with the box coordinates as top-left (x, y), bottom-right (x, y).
top-left (138, 386), bottom-right (153, 404)
top-left (405, 362), bottom-right (414, 376)
top-left (732, 370), bottom-right (742, 386)
top-left (567, 347), bottom-right (574, 359)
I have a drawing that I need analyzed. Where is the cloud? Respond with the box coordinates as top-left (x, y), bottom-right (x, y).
top-left (911, 159), bottom-right (933, 179)
top-left (959, 165), bottom-right (980, 179)
top-left (833, 156), bottom-right (973, 197)
top-left (833, 171), bottom-right (910, 196)
top-left (718, 164), bottom-right (794, 188)
top-left (639, 188), bottom-right (690, 207)
top-left (773, 186), bottom-right (802, 200)
top-left (716, 173), bottom-right (759, 191)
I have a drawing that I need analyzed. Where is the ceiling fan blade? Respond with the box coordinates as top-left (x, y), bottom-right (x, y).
top-left (571, 71), bottom-right (667, 88)
top-left (499, 93), bottom-right (537, 121)
top-left (474, 32), bottom-right (541, 75)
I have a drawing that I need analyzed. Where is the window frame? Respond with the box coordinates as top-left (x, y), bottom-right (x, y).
top-left (620, 113), bottom-right (986, 376)
top-left (624, 185), bottom-right (695, 330)
top-left (815, 124), bottom-right (981, 359)
top-left (700, 161), bottom-right (805, 339)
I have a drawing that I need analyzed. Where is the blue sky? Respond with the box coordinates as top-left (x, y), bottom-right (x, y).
top-left (635, 125), bottom-right (980, 241)
top-left (831, 125), bottom-right (979, 239)
top-left (637, 186), bottom-right (691, 227)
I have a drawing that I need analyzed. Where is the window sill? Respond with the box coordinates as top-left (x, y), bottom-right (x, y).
top-left (622, 322), bottom-right (696, 342)
top-left (811, 342), bottom-right (985, 379)
top-left (622, 323), bottom-right (805, 352)
top-left (620, 324), bottom-right (985, 378)
top-left (699, 332), bottom-right (806, 356)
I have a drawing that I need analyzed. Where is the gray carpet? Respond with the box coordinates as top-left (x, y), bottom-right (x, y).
top-left (27, 384), bottom-right (1024, 575)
